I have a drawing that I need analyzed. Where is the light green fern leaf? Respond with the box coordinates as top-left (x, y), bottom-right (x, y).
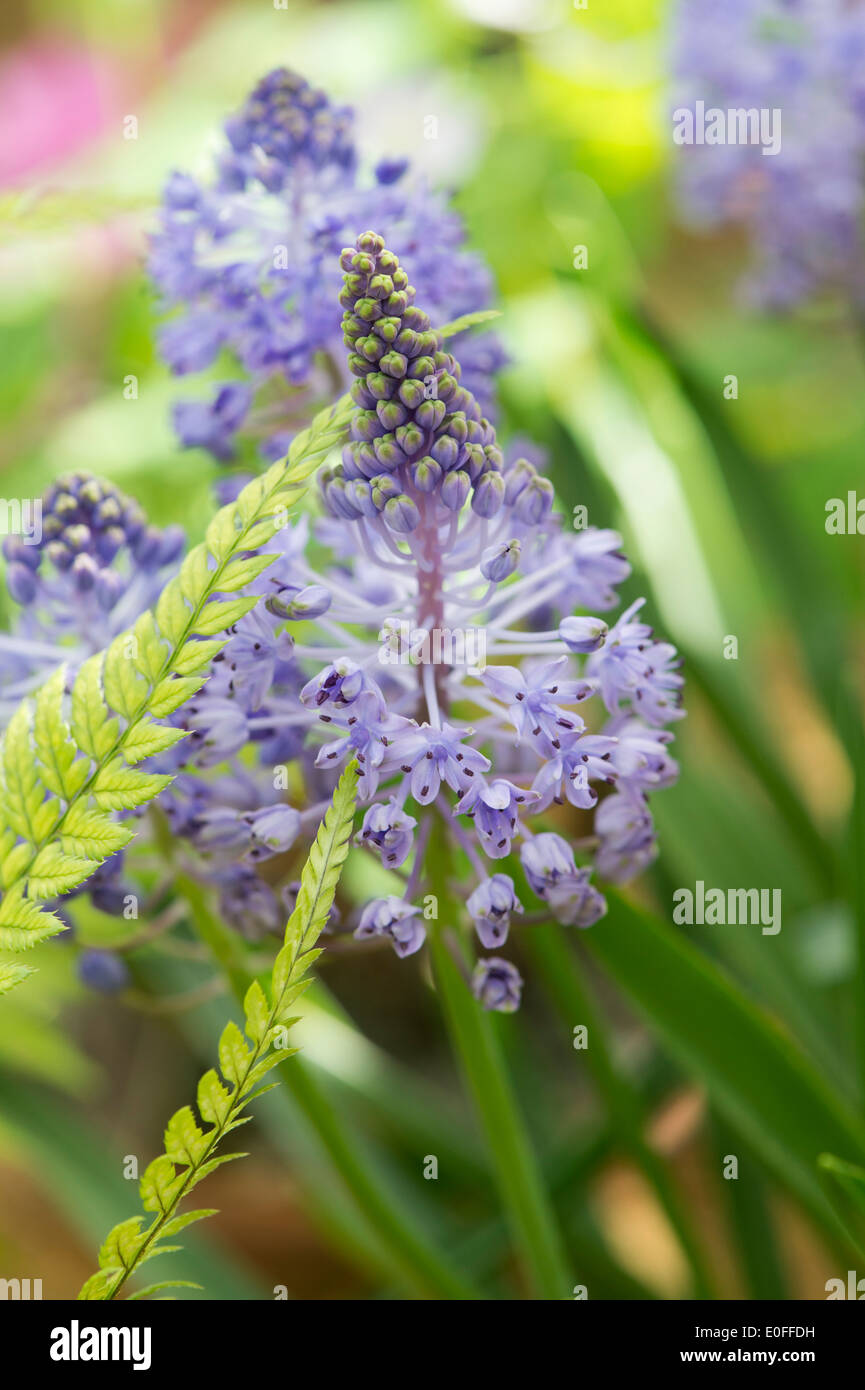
top-left (0, 188), bottom-right (153, 245)
top-left (437, 308), bottom-right (501, 338)
top-left (0, 395), bottom-right (352, 997)
top-left (0, 961), bottom-right (35, 995)
top-left (273, 759), bottom-right (358, 1003)
top-left (77, 761), bottom-right (359, 1301)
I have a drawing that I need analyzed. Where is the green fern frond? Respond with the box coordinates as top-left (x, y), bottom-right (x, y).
top-left (0, 960), bottom-right (35, 995)
top-left (436, 308), bottom-right (502, 338)
top-left (77, 761), bottom-right (359, 1301)
top-left (0, 397), bottom-right (352, 997)
top-left (0, 188), bottom-right (154, 244)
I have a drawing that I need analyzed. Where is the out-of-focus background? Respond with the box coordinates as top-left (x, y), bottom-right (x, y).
top-left (1, 0), bottom-right (864, 1300)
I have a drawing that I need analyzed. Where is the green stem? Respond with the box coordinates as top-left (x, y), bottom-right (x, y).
top-left (177, 873), bottom-right (478, 1301)
top-left (425, 838), bottom-right (570, 1299)
top-left (525, 923), bottom-right (716, 1299)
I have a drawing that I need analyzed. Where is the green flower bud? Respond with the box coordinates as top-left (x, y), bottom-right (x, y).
top-left (395, 423), bottom-right (423, 456)
top-left (415, 399), bottom-right (446, 431)
top-left (397, 379), bottom-right (426, 410)
top-left (377, 400), bottom-right (408, 431)
top-left (379, 350), bottom-right (408, 379)
top-left (367, 372), bottom-right (395, 400)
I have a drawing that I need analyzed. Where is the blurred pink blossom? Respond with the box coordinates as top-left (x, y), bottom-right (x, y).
top-left (0, 42), bottom-right (118, 185)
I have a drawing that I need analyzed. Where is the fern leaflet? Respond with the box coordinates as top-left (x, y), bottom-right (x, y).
top-left (0, 397), bottom-right (351, 994)
top-left (77, 761), bottom-right (358, 1301)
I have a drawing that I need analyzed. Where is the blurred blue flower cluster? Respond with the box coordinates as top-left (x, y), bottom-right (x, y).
top-left (671, 0), bottom-right (865, 307)
top-left (150, 67), bottom-right (505, 463)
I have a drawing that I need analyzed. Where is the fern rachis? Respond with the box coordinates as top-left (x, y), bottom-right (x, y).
top-left (78, 761), bottom-right (358, 1301)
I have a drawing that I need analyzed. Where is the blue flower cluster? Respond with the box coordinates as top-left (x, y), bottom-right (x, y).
top-left (670, 0), bottom-right (865, 308)
top-left (0, 474), bottom-right (185, 993)
top-left (155, 232), bottom-right (684, 1010)
top-left (0, 473), bottom-right (183, 720)
top-left (151, 67), bottom-right (505, 464)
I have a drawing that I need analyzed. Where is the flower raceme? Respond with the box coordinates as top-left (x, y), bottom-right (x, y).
top-left (159, 230), bottom-right (684, 1009)
top-left (150, 67), bottom-right (505, 465)
top-left (1, 472), bottom-right (183, 670)
top-left (0, 475), bottom-right (186, 970)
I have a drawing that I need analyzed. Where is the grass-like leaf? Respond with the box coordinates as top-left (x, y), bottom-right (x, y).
top-left (77, 761), bottom-right (359, 1301)
top-left (818, 1153), bottom-right (865, 1258)
top-left (587, 891), bottom-right (865, 1248)
top-left (0, 396), bottom-right (352, 996)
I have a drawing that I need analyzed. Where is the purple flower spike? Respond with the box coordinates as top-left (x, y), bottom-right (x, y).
top-left (671, 0), bottom-right (865, 308)
top-left (150, 69), bottom-right (504, 465)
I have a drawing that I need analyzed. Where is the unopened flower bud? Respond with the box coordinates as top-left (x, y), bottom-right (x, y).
top-left (383, 494), bottom-right (420, 533)
top-left (441, 469), bottom-right (470, 511)
top-left (481, 539), bottom-right (521, 582)
top-left (559, 616), bottom-right (608, 653)
top-left (513, 475), bottom-right (553, 524)
top-left (471, 471), bottom-right (505, 518)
